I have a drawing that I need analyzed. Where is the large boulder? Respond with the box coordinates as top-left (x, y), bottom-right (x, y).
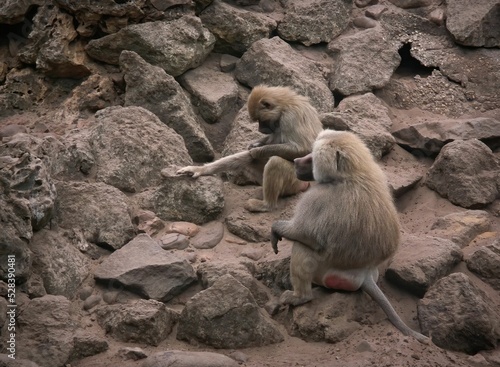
top-left (120, 51), bottom-right (214, 163)
top-left (445, 0), bottom-right (500, 47)
top-left (418, 272), bottom-right (500, 354)
top-left (177, 274), bottom-right (284, 348)
top-left (466, 239), bottom-right (500, 291)
top-left (94, 234), bottom-right (197, 302)
top-left (386, 235), bottom-right (462, 297)
top-left (55, 181), bottom-right (135, 250)
top-left (19, 5), bottom-right (90, 78)
top-left (85, 16), bottom-right (215, 76)
top-left (235, 37), bottom-right (335, 113)
top-left (320, 93), bottom-right (395, 158)
top-left (328, 27), bottom-right (401, 96)
top-left (425, 139), bottom-right (499, 208)
top-left (17, 295), bottom-right (76, 367)
top-left (393, 117), bottom-right (500, 155)
top-left (277, 0), bottom-right (350, 46)
top-left (199, 0), bottom-right (276, 55)
top-left (96, 299), bottom-right (177, 346)
top-left (31, 230), bottom-right (90, 298)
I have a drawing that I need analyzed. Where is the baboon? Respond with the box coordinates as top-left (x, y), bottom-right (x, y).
top-left (271, 130), bottom-right (430, 344)
top-left (176, 85), bottom-right (324, 212)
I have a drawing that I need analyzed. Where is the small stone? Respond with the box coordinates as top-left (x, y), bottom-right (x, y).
top-left (79, 286), bottom-right (93, 300)
top-left (161, 233), bottom-right (190, 250)
top-left (83, 295), bottom-right (102, 310)
top-left (229, 350), bottom-right (249, 363)
top-left (220, 54), bottom-right (239, 72)
top-left (166, 221), bottom-right (200, 237)
top-left (119, 346), bottom-right (148, 360)
top-left (365, 5), bottom-right (387, 19)
top-left (356, 340), bottom-right (375, 352)
top-left (240, 248), bottom-right (265, 261)
top-left (353, 16), bottom-right (378, 28)
top-left (102, 291), bottom-right (119, 304)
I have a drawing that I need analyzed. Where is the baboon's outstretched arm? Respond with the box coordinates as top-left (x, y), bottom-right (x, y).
top-left (271, 220), bottom-right (322, 254)
top-left (250, 144), bottom-right (307, 161)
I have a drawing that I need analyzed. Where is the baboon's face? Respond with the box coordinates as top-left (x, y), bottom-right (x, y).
top-left (294, 153), bottom-right (314, 181)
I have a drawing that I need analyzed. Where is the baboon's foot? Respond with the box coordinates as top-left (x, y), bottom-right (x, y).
top-left (244, 198), bottom-right (272, 213)
top-left (298, 181), bottom-right (310, 192)
top-left (279, 290), bottom-right (313, 306)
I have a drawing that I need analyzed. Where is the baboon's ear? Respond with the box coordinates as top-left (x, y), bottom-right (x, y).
top-left (260, 98), bottom-right (272, 110)
top-left (336, 150), bottom-right (348, 172)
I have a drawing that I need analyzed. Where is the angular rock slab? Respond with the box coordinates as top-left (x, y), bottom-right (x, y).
top-left (177, 274), bottom-right (284, 348)
top-left (178, 57), bottom-right (239, 123)
top-left (418, 272), bottom-right (500, 354)
top-left (0, 0), bottom-right (45, 24)
top-left (85, 16), bottom-right (215, 76)
top-left (386, 235), bottom-right (462, 297)
top-left (17, 295), bottom-right (76, 367)
top-left (120, 51), bottom-right (214, 163)
top-left (321, 92), bottom-right (395, 158)
top-left (197, 261), bottom-right (269, 305)
top-left (393, 117), bottom-right (500, 155)
top-left (425, 139), bottom-right (499, 208)
top-left (199, 0), bottom-right (276, 55)
top-left (235, 37), bottom-right (335, 113)
top-left (94, 234), bottom-right (197, 302)
top-left (96, 299), bottom-right (177, 346)
top-left (56, 181), bottom-right (135, 250)
top-left (142, 350), bottom-right (238, 367)
top-left (446, 0), bottom-right (500, 47)
top-left (278, 0), bottom-right (350, 46)
top-left (430, 210), bottom-right (491, 248)
top-left (328, 27), bottom-right (400, 96)
top-left (466, 239), bottom-right (500, 291)
top-left (379, 145), bottom-right (426, 197)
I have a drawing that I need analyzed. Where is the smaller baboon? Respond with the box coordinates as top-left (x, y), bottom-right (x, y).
top-left (271, 130), bottom-right (429, 344)
top-left (176, 85), bottom-right (323, 212)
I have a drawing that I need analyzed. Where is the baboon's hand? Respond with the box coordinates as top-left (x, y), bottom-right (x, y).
top-left (248, 141), bottom-right (263, 149)
top-left (249, 147), bottom-right (264, 159)
top-left (271, 228), bottom-right (282, 254)
top-left (176, 166), bottom-right (204, 178)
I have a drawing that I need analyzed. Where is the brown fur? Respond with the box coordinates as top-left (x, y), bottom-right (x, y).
top-left (177, 85), bottom-right (324, 212)
top-left (271, 130), bottom-right (430, 344)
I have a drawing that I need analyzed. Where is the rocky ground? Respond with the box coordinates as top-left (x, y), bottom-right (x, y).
top-left (1, 0), bottom-right (500, 366)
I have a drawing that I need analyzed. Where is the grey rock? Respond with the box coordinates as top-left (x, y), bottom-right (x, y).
top-left (161, 233), bottom-right (190, 250)
top-left (220, 54), bottom-right (239, 72)
top-left (144, 166), bottom-right (225, 225)
top-left (225, 209), bottom-right (271, 242)
top-left (142, 350), bottom-right (239, 367)
top-left (191, 221), bottom-right (224, 249)
top-left (120, 51), bottom-right (214, 163)
top-left (388, 0), bottom-right (434, 8)
top-left (93, 105), bottom-right (194, 190)
top-left (200, 0), bottom-right (276, 55)
top-left (0, 228), bottom-right (32, 284)
top-left (19, 5), bottom-right (90, 78)
top-left (86, 16), bottom-right (215, 76)
top-left (235, 37), bottom-right (335, 113)
top-left (430, 210), bottom-right (491, 248)
top-left (446, 0), bottom-right (500, 47)
top-left (177, 274), bottom-right (283, 348)
top-left (94, 234), bottom-right (197, 302)
top-left (55, 181), bottom-right (135, 250)
top-left (320, 93), bottom-right (395, 158)
top-left (178, 57), bottom-right (239, 123)
top-left (68, 332), bottom-right (108, 362)
top-left (0, 354), bottom-right (40, 367)
top-left (286, 289), bottom-right (383, 343)
top-left (17, 295), bottom-right (76, 367)
top-left (83, 295), bottom-right (102, 310)
top-left (0, 0), bottom-right (45, 24)
top-left (393, 117), bottom-right (500, 155)
top-left (466, 239), bottom-right (500, 291)
top-left (328, 27), bottom-right (401, 96)
top-left (278, 0), bottom-right (350, 46)
top-left (31, 230), bottom-right (90, 298)
top-left (418, 272), bottom-right (500, 354)
top-left (79, 286), bottom-right (93, 300)
top-left (425, 139), bottom-right (499, 208)
top-left (197, 261), bottom-right (269, 305)
top-left (118, 347), bottom-right (148, 361)
top-left (379, 145), bottom-right (426, 198)
top-left (96, 299), bottom-right (177, 346)
top-left (386, 235), bottom-right (462, 297)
